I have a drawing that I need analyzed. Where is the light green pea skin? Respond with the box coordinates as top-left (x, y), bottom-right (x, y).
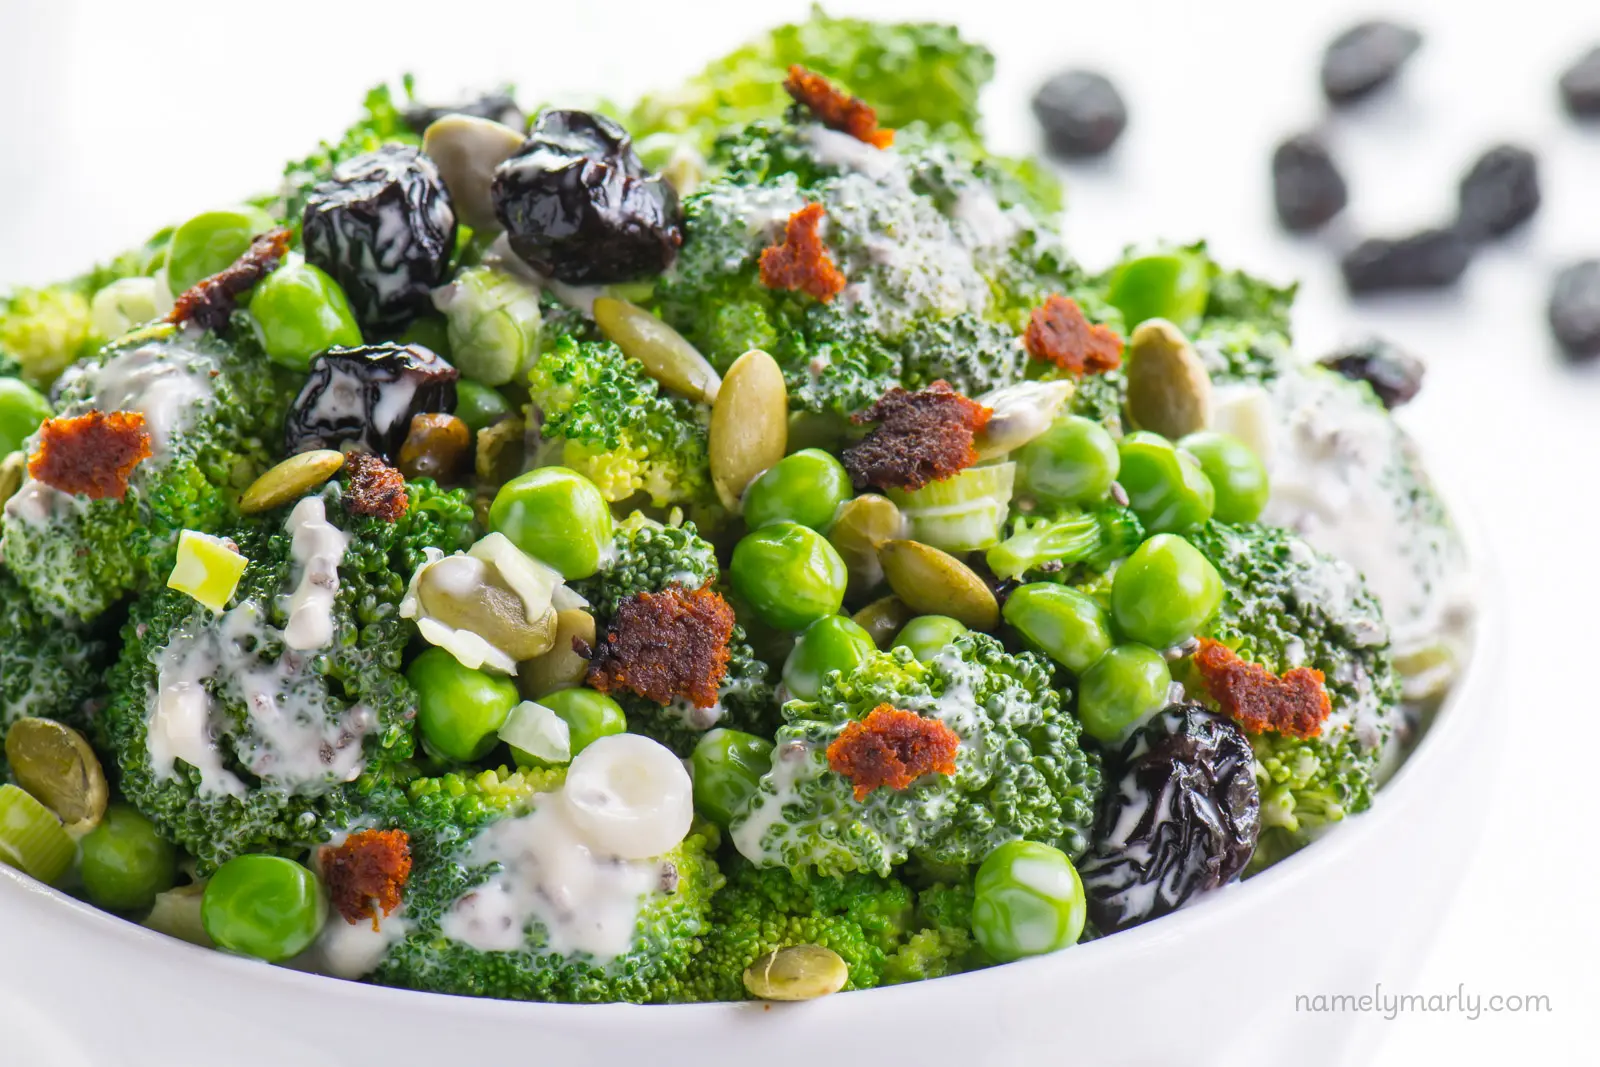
top-left (248, 258), bottom-right (362, 370)
top-left (440, 266), bottom-right (543, 387)
top-left (488, 467), bottom-right (614, 580)
top-left (1104, 248), bottom-right (1211, 332)
top-left (742, 448), bottom-right (853, 531)
top-left (1178, 431), bottom-right (1269, 524)
top-left (1077, 643), bottom-right (1172, 744)
top-left (971, 840), bottom-right (1087, 963)
top-left (89, 277), bottom-right (164, 339)
top-left (77, 803), bottom-right (179, 913)
top-left (691, 729), bottom-right (774, 828)
top-left (782, 614), bottom-right (876, 700)
top-left (454, 380), bottom-right (514, 433)
top-left (1016, 415), bottom-right (1120, 508)
top-left (0, 378), bottom-right (52, 454)
top-left (729, 522), bottom-right (848, 632)
top-left (165, 206), bottom-right (274, 294)
top-left (892, 615), bottom-right (969, 664)
top-left (1002, 584), bottom-right (1113, 676)
top-left (407, 647), bottom-right (521, 762)
top-left (201, 855), bottom-right (326, 963)
top-left (1110, 534), bottom-right (1223, 649)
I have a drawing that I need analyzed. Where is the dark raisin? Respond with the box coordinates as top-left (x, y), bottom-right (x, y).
top-left (1317, 336), bottom-right (1426, 408)
top-left (402, 88), bottom-right (523, 137)
top-left (1271, 134), bottom-right (1348, 232)
top-left (284, 343), bottom-right (458, 461)
top-left (1549, 261), bottom-right (1600, 362)
top-left (491, 110), bottom-right (683, 284)
top-left (1321, 20), bottom-right (1422, 104)
top-left (1559, 47), bottom-right (1600, 118)
top-left (302, 145), bottom-right (457, 331)
top-left (1456, 144), bottom-right (1540, 241)
top-left (1077, 704), bottom-right (1260, 934)
top-left (1341, 227), bottom-right (1472, 294)
top-left (1030, 70), bottom-right (1128, 159)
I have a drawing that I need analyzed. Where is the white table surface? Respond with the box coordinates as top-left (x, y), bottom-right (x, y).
top-left (1, 0), bottom-right (1593, 1061)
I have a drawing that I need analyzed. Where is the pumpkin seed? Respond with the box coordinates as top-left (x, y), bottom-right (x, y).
top-left (828, 494), bottom-right (904, 598)
top-left (399, 413), bottom-right (471, 483)
top-left (974, 380), bottom-right (1076, 460)
top-left (710, 349), bottom-right (788, 511)
top-left (742, 944), bottom-right (849, 1002)
top-left (878, 539), bottom-right (999, 631)
top-left (239, 450), bottom-right (344, 514)
top-left (475, 415), bottom-right (527, 489)
top-left (593, 297), bottom-right (721, 404)
top-left (1125, 319), bottom-right (1213, 440)
top-left (0, 451), bottom-right (24, 510)
top-left (422, 114), bottom-right (526, 232)
top-left (3, 717), bottom-right (109, 835)
top-left (417, 555), bottom-right (559, 662)
top-left (518, 609), bottom-right (597, 699)
top-left (851, 595), bottom-right (913, 648)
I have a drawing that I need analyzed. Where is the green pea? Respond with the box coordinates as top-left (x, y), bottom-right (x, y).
top-left (971, 840), bottom-right (1086, 963)
top-left (691, 728), bottom-right (774, 828)
top-left (165, 206), bottom-right (274, 294)
top-left (201, 854), bottom-right (326, 963)
top-left (454, 380), bottom-right (514, 433)
top-left (1077, 644), bottom-right (1172, 743)
top-left (1016, 415), bottom-right (1119, 508)
top-left (1179, 431), bottom-right (1269, 524)
top-left (1110, 534), bottom-right (1223, 649)
top-left (1002, 584), bottom-right (1112, 676)
top-left (407, 646), bottom-right (520, 762)
top-left (512, 687), bottom-right (626, 767)
top-left (0, 377), bottom-right (52, 454)
top-left (1117, 431), bottom-right (1215, 534)
top-left (729, 522), bottom-right (848, 631)
top-left (399, 314), bottom-right (453, 357)
top-left (248, 259), bottom-right (362, 370)
top-left (77, 803), bottom-right (178, 913)
top-left (742, 448), bottom-right (852, 531)
top-left (783, 614), bottom-right (876, 700)
top-left (488, 467), bottom-right (614, 580)
top-left (1104, 248), bottom-right (1211, 332)
top-left (892, 615), bottom-right (969, 664)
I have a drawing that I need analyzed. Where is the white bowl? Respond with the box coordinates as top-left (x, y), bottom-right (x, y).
top-left (0, 565), bottom-right (1502, 1067)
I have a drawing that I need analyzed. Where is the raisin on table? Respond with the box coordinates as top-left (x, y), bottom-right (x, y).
top-left (1321, 20), bottom-right (1423, 105)
top-left (302, 145), bottom-right (457, 331)
top-left (1559, 47), bottom-right (1600, 118)
top-left (1341, 227), bottom-right (1472, 294)
top-left (1317, 336), bottom-right (1426, 408)
top-left (1549, 261), bottom-right (1600, 362)
top-left (1077, 704), bottom-right (1260, 934)
top-left (491, 109), bottom-right (683, 285)
top-left (1457, 144), bottom-right (1540, 241)
top-left (1272, 134), bottom-right (1348, 232)
top-left (284, 343), bottom-right (458, 461)
top-left (1031, 70), bottom-right (1128, 159)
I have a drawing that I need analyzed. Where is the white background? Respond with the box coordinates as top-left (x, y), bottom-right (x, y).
top-left (1, 0), bottom-right (1594, 1061)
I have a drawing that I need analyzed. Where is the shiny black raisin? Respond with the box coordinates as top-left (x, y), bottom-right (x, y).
top-left (1078, 704), bottom-right (1259, 934)
top-left (1549, 261), bottom-right (1600, 362)
top-left (1457, 144), bottom-right (1540, 241)
top-left (302, 146), bottom-right (458, 331)
top-left (402, 88), bottom-right (523, 137)
top-left (1031, 70), bottom-right (1128, 159)
top-left (1317, 336), bottom-right (1426, 408)
top-left (491, 110), bottom-right (683, 285)
top-left (1272, 134), bottom-right (1348, 232)
top-left (284, 343), bottom-right (458, 461)
top-left (1341, 227), bottom-right (1472, 294)
top-left (1321, 20), bottom-right (1422, 105)
top-left (1559, 47), bottom-right (1600, 118)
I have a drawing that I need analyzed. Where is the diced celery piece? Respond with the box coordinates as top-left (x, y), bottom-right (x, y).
top-left (498, 700), bottom-right (572, 765)
top-left (888, 462), bottom-right (1016, 552)
top-left (0, 783), bottom-right (74, 885)
top-left (166, 529), bottom-right (248, 613)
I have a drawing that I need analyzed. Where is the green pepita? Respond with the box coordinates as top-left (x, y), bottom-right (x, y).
top-left (593, 297), bottom-right (721, 404)
top-left (0, 451), bottom-right (24, 510)
top-left (3, 717), bottom-right (109, 835)
top-left (422, 114), bottom-right (526, 231)
top-left (710, 349), bottom-right (788, 511)
top-left (518, 609), bottom-right (597, 699)
top-left (742, 944), bottom-right (849, 1002)
top-left (878, 539), bottom-right (1000, 631)
top-left (851, 595), bottom-right (914, 649)
top-left (828, 494), bottom-right (904, 598)
top-left (1125, 318), bottom-right (1213, 440)
top-left (475, 416), bottom-right (527, 489)
top-left (417, 555), bottom-right (559, 662)
top-left (238, 450), bottom-right (344, 514)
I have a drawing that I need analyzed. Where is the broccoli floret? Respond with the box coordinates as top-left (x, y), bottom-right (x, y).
top-left (1182, 522), bottom-right (1403, 868)
top-left (570, 514), bottom-right (776, 755)
top-left (985, 507), bottom-right (1144, 582)
top-left (0, 286), bottom-right (94, 388)
top-left (526, 335), bottom-right (715, 512)
top-left (0, 330), bottom-right (293, 621)
top-left (882, 879), bottom-right (985, 984)
top-left (279, 82), bottom-right (419, 224)
top-left (372, 766), bottom-right (723, 1003)
top-left (731, 632), bottom-right (1102, 876)
top-left (0, 568), bottom-right (111, 777)
top-left (99, 478), bottom-right (474, 871)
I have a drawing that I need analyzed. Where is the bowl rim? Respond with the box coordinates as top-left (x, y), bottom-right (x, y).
top-left (0, 511), bottom-right (1502, 1021)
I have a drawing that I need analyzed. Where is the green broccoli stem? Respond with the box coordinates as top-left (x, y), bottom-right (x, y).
top-left (986, 508), bottom-right (1143, 581)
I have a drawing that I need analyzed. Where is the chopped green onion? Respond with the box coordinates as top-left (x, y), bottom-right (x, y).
top-left (498, 700), bottom-right (572, 765)
top-left (0, 783), bottom-right (74, 885)
top-left (887, 462), bottom-right (1015, 552)
top-left (166, 530), bottom-right (248, 613)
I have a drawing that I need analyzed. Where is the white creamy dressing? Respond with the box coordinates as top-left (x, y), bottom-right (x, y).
top-left (302, 909), bottom-right (411, 980)
top-left (730, 737), bottom-right (819, 866)
top-left (481, 233), bottom-right (607, 318)
top-left (149, 634), bottom-right (249, 799)
top-left (949, 187), bottom-right (1021, 252)
top-left (282, 497), bottom-right (349, 651)
top-left (804, 126), bottom-right (900, 181)
top-left (84, 343), bottom-right (213, 455)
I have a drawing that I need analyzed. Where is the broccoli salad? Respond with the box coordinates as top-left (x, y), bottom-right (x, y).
top-left (0, 10), bottom-right (1470, 1004)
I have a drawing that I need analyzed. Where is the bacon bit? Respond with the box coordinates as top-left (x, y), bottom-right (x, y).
top-left (322, 829), bottom-right (412, 930)
top-left (343, 451), bottom-right (408, 522)
top-left (827, 705), bottom-right (960, 801)
top-left (166, 227), bottom-right (292, 332)
top-left (1193, 638), bottom-right (1332, 740)
top-left (842, 380), bottom-right (992, 493)
top-left (27, 410), bottom-right (151, 500)
top-left (1023, 295), bottom-right (1124, 375)
top-left (783, 66), bottom-right (894, 149)
top-left (759, 203), bottom-right (847, 303)
top-left (587, 583), bottom-right (735, 709)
